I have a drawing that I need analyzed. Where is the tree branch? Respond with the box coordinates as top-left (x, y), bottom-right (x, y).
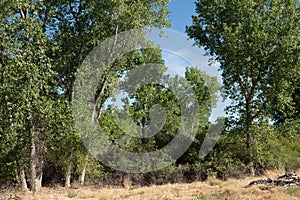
top-left (235, 72), bottom-right (247, 98)
top-left (19, 8), bottom-right (25, 19)
top-left (0, 44), bottom-right (4, 67)
top-left (252, 102), bottom-right (266, 120)
top-left (42, 7), bottom-right (48, 32)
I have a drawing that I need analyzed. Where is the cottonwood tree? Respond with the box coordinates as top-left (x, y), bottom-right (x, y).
top-left (99, 65), bottom-right (219, 183)
top-left (115, 65), bottom-right (219, 161)
top-left (0, 0), bottom-right (170, 188)
top-left (187, 0), bottom-right (300, 176)
top-left (0, 0), bottom-right (57, 191)
top-left (50, 0), bottom-right (171, 185)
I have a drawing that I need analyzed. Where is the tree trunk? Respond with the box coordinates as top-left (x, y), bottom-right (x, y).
top-left (28, 110), bottom-right (43, 192)
top-left (30, 135), bottom-right (43, 192)
top-left (64, 152), bottom-right (73, 188)
top-left (247, 133), bottom-right (255, 177)
top-left (64, 164), bottom-right (72, 188)
top-left (245, 101), bottom-right (255, 177)
top-left (78, 163), bottom-right (86, 186)
top-left (79, 154), bottom-right (88, 186)
top-left (92, 76), bottom-right (108, 121)
top-left (20, 168), bottom-right (28, 190)
top-left (16, 167), bottom-right (28, 191)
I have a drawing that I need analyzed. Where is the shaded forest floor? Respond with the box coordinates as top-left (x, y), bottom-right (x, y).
top-left (2, 171), bottom-right (300, 200)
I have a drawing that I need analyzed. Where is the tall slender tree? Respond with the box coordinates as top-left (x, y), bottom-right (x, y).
top-left (49, 0), bottom-right (171, 185)
top-left (187, 0), bottom-right (300, 175)
top-left (0, 0), bottom-right (57, 191)
top-left (0, 0), bottom-right (171, 189)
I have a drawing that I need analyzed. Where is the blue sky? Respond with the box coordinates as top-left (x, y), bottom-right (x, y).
top-left (146, 0), bottom-right (228, 122)
top-left (109, 0), bottom-right (227, 123)
top-left (168, 0), bottom-right (196, 33)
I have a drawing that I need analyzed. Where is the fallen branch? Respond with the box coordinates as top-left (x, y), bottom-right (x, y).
top-left (247, 173), bottom-right (300, 188)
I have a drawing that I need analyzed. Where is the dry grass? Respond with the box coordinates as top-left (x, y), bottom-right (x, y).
top-left (2, 171), bottom-right (300, 200)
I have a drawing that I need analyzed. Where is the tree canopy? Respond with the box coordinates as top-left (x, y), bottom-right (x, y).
top-left (0, 0), bottom-right (299, 191)
top-left (187, 0), bottom-right (300, 176)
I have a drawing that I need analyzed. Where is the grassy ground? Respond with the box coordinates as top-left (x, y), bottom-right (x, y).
top-left (2, 171), bottom-right (300, 200)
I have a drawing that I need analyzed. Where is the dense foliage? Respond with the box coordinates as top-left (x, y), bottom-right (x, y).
top-left (0, 0), bottom-right (299, 191)
top-left (187, 0), bottom-right (300, 176)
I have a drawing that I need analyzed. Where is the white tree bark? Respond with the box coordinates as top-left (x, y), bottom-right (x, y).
top-left (28, 109), bottom-right (43, 192)
top-left (78, 163), bottom-right (86, 186)
top-left (64, 162), bottom-right (72, 188)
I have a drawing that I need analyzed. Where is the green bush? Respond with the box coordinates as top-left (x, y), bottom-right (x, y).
top-left (196, 122), bottom-right (300, 179)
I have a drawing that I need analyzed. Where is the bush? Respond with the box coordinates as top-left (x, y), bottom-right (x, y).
top-left (252, 123), bottom-right (299, 172)
top-left (197, 122), bottom-right (300, 179)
